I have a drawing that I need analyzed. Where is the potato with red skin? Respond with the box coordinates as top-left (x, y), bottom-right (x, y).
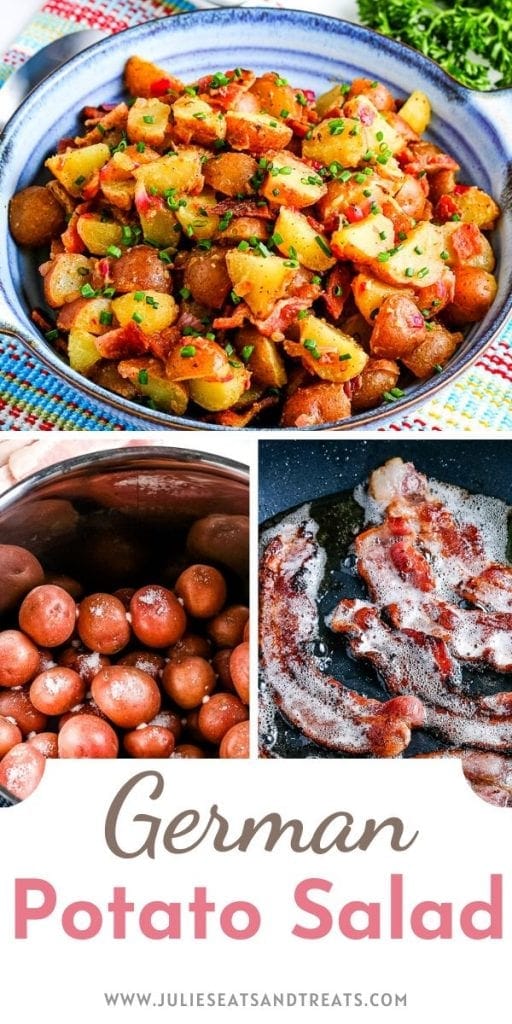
top-left (444, 266), bottom-right (498, 324)
top-left (111, 245), bottom-right (171, 294)
top-left (347, 78), bottom-right (396, 112)
top-left (370, 294), bottom-right (427, 359)
top-left (0, 716), bottom-right (23, 757)
top-left (402, 323), bottom-right (462, 378)
top-left (416, 267), bottom-right (455, 319)
top-left (249, 72), bottom-right (303, 121)
top-left (0, 630), bottom-right (41, 688)
top-left (28, 732), bottom-right (58, 759)
top-left (58, 714), bottom-right (119, 758)
top-left (208, 605), bottom-right (249, 648)
top-left (78, 593), bottom-right (131, 654)
top-left (230, 642), bottom-right (249, 704)
top-left (394, 176), bottom-right (427, 220)
top-left (219, 719), bottom-right (250, 759)
top-left (29, 667), bottom-right (85, 716)
top-left (130, 585), bottom-right (186, 648)
top-left (149, 709), bottom-right (182, 742)
top-left (91, 665), bottom-right (161, 728)
top-left (118, 650), bottom-right (165, 680)
top-left (44, 574), bottom-right (84, 599)
top-left (58, 648), bottom-right (111, 686)
top-left (123, 725), bottom-right (175, 758)
top-left (183, 249), bottom-right (232, 309)
top-left (0, 544), bottom-right (44, 614)
top-left (0, 688), bottom-right (47, 736)
top-left (162, 656), bottom-right (216, 709)
top-left (172, 744), bottom-right (205, 759)
top-left (198, 692), bottom-right (248, 744)
top-left (175, 564), bottom-right (227, 618)
top-left (18, 585), bottom-right (77, 647)
top-left (9, 185), bottom-right (65, 247)
top-left (212, 648), bottom-right (235, 691)
top-left (0, 743), bottom-right (45, 799)
top-left (351, 359), bottom-right (400, 412)
top-left (203, 152), bottom-right (258, 196)
top-left (169, 634), bottom-right (211, 661)
top-left (187, 514), bottom-right (249, 578)
top-left (280, 382), bottom-right (351, 427)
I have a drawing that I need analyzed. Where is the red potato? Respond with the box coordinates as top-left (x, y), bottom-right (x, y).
top-left (175, 564), bottom-right (227, 618)
top-left (9, 185), bottom-right (65, 247)
top-left (172, 744), bottom-right (205, 759)
top-left (123, 725), bottom-right (175, 758)
top-left (168, 634), bottom-right (211, 661)
top-left (58, 648), bottom-right (111, 686)
top-left (212, 648), bottom-right (235, 691)
top-left (44, 574), bottom-right (84, 600)
top-left (0, 743), bottom-right (45, 800)
top-left (29, 668), bottom-right (85, 716)
top-left (444, 266), bottom-right (498, 324)
top-left (394, 175), bottom-right (427, 219)
top-left (130, 585), bottom-right (187, 648)
top-left (351, 359), bottom-right (400, 412)
top-left (42, 254), bottom-right (95, 308)
top-left (0, 544), bottom-right (44, 614)
top-left (225, 111), bottom-right (293, 153)
top-left (280, 382), bottom-right (351, 427)
top-left (370, 294), bottom-right (427, 359)
top-left (58, 714), bottom-right (119, 758)
top-left (0, 630), bottom-right (41, 688)
top-left (203, 152), bottom-right (258, 196)
top-left (183, 249), bottom-right (232, 309)
top-left (0, 716), bottom-right (23, 757)
top-left (27, 732), bottom-right (59, 759)
top-left (402, 323), bottom-right (462, 378)
top-left (229, 642), bottom-right (249, 704)
top-left (219, 719), bottom-right (250, 759)
top-left (0, 687), bottom-right (48, 736)
top-left (118, 650), bottom-right (165, 680)
top-left (91, 665), bottom-right (161, 728)
top-left (198, 692), bottom-right (248, 744)
top-left (347, 78), bottom-right (396, 111)
top-left (186, 514), bottom-right (249, 577)
top-left (77, 593), bottom-right (131, 654)
top-left (249, 72), bottom-right (303, 121)
top-left (162, 656), bottom-right (216, 709)
top-left (111, 245), bottom-right (172, 294)
top-left (208, 605), bottom-right (249, 648)
top-left (149, 709), bottom-right (182, 742)
top-left (18, 585), bottom-right (77, 647)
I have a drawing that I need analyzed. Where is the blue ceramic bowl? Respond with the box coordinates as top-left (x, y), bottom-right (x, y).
top-left (0, 7), bottom-right (511, 430)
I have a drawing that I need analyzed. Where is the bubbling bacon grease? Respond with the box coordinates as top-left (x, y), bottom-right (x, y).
top-left (259, 521), bottom-right (424, 757)
top-left (387, 599), bottom-right (512, 673)
top-left (459, 565), bottom-right (512, 613)
top-left (416, 749), bottom-right (512, 807)
top-left (329, 600), bottom-right (512, 751)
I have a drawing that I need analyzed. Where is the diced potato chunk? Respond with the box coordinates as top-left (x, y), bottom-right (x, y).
top-left (261, 151), bottom-right (327, 209)
top-left (118, 357), bottom-right (189, 414)
top-left (315, 83), bottom-right (349, 119)
top-left (57, 297), bottom-right (113, 335)
top-left (226, 111), bottom-right (292, 153)
top-left (112, 291), bottom-right (178, 335)
top-left (225, 249), bottom-right (295, 319)
top-left (76, 216), bottom-right (124, 256)
top-left (373, 222), bottom-right (446, 287)
top-left (172, 96), bottom-right (226, 146)
top-left (42, 254), bottom-right (95, 308)
top-left (68, 327), bottom-right (101, 374)
top-left (399, 90), bottom-right (431, 135)
top-left (343, 96), bottom-right (403, 156)
top-left (189, 364), bottom-right (250, 411)
top-left (352, 273), bottom-right (414, 323)
top-left (441, 222), bottom-right (495, 272)
top-left (45, 144), bottom-right (110, 198)
top-left (332, 213), bottom-right (395, 263)
top-left (274, 207), bottom-right (335, 272)
top-left (124, 56), bottom-right (183, 99)
top-left (290, 314), bottom-right (368, 381)
top-left (450, 187), bottom-right (500, 232)
top-left (235, 327), bottom-right (287, 387)
top-left (127, 97), bottom-right (170, 146)
top-left (175, 189), bottom-right (220, 240)
top-left (133, 149), bottom-right (204, 194)
top-left (139, 204), bottom-right (180, 249)
top-left (302, 118), bottom-right (367, 169)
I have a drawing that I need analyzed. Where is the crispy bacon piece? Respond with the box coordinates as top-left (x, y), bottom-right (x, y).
top-left (387, 599), bottom-right (512, 673)
top-left (75, 102), bottom-right (128, 147)
top-left (323, 265), bottom-right (352, 321)
top-left (260, 520), bottom-right (425, 757)
top-left (94, 322), bottom-right (148, 360)
top-left (213, 304), bottom-right (249, 331)
top-left (212, 199), bottom-right (274, 219)
top-left (460, 565), bottom-right (512, 613)
top-left (399, 141), bottom-right (459, 177)
top-left (329, 600), bottom-right (512, 749)
top-left (250, 295), bottom-right (315, 340)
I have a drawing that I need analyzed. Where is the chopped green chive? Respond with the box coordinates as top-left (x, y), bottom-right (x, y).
top-left (99, 310), bottom-right (113, 327)
top-left (136, 141), bottom-right (146, 153)
top-left (417, 267), bottom-right (430, 278)
top-left (138, 369), bottom-right (149, 384)
top-left (241, 345), bottom-right (254, 361)
top-left (180, 287), bottom-right (191, 299)
top-left (230, 290), bottom-right (242, 305)
top-left (328, 118), bottom-right (345, 136)
top-left (143, 115), bottom-right (155, 124)
top-left (180, 344), bottom-right (196, 357)
top-left (106, 245), bottom-right (122, 259)
top-left (238, 241), bottom-right (250, 251)
top-left (198, 239), bottom-right (213, 250)
top-left (45, 328), bottom-right (59, 342)
top-left (80, 283), bottom-right (96, 298)
top-left (74, 175), bottom-right (86, 187)
top-left (133, 291), bottom-right (145, 301)
top-left (315, 236), bottom-right (332, 257)
top-left (303, 338), bottom-right (320, 360)
top-left (132, 311), bottom-right (144, 324)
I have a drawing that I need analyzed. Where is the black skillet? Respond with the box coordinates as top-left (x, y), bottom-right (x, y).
top-left (259, 440), bottom-right (512, 759)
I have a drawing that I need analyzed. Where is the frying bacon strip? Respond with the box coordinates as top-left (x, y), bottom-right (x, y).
top-left (415, 748), bottom-right (512, 807)
top-left (459, 565), bottom-right (512, 613)
top-left (260, 519), bottom-right (424, 757)
top-left (387, 599), bottom-right (512, 672)
top-left (329, 600), bottom-right (512, 750)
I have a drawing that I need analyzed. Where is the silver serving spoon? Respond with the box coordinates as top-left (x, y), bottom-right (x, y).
top-left (0, 29), bottom-right (106, 134)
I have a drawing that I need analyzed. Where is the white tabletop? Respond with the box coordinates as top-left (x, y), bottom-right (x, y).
top-left (1, 0), bottom-right (360, 53)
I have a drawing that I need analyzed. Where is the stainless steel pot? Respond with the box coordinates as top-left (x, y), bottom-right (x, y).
top-left (0, 447), bottom-right (249, 593)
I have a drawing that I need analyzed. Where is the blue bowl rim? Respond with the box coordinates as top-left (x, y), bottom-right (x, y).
top-left (1, 4), bottom-right (511, 432)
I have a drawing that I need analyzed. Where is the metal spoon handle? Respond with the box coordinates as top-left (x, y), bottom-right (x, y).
top-left (0, 29), bottom-right (106, 134)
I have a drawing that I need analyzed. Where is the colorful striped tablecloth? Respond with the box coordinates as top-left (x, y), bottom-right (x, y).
top-left (1, 0), bottom-right (511, 432)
